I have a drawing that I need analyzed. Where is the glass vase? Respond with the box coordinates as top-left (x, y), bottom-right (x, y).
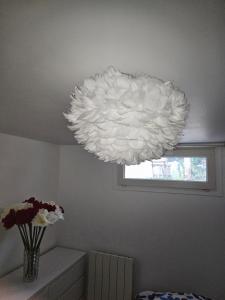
top-left (23, 248), bottom-right (40, 282)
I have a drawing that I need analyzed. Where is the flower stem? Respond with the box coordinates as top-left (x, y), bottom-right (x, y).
top-left (28, 223), bottom-right (33, 249)
top-left (21, 225), bottom-right (29, 248)
top-left (32, 226), bottom-right (36, 246)
top-left (34, 227), bottom-right (41, 249)
top-left (36, 227), bottom-right (46, 249)
top-left (18, 226), bottom-right (27, 248)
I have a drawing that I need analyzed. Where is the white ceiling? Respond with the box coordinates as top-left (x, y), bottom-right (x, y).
top-left (0, 0), bottom-right (225, 144)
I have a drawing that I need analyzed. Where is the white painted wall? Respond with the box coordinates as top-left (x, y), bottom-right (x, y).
top-left (58, 145), bottom-right (225, 300)
top-left (0, 133), bottom-right (59, 276)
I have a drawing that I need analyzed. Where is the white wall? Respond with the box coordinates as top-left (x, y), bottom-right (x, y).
top-left (58, 145), bottom-right (225, 300)
top-left (0, 133), bottom-right (59, 276)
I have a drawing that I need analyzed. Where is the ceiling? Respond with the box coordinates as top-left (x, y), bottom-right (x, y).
top-left (0, 0), bottom-right (225, 145)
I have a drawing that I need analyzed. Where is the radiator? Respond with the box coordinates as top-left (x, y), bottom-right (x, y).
top-left (87, 250), bottom-right (134, 300)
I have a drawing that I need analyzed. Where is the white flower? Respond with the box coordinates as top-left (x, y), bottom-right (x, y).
top-left (46, 207), bottom-right (64, 225)
top-left (32, 209), bottom-right (49, 227)
top-left (55, 206), bottom-right (64, 219)
top-left (32, 206), bottom-right (64, 226)
top-left (46, 201), bottom-right (56, 206)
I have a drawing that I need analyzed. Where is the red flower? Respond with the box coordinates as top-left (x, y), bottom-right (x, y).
top-left (24, 197), bottom-right (36, 203)
top-left (40, 203), bottom-right (56, 212)
top-left (15, 207), bottom-right (39, 225)
top-left (2, 209), bottom-right (16, 229)
top-left (24, 197), bottom-right (41, 208)
top-left (24, 197), bottom-right (56, 212)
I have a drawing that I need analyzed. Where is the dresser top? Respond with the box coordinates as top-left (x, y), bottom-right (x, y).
top-left (0, 247), bottom-right (86, 300)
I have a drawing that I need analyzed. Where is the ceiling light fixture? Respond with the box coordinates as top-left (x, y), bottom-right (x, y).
top-left (64, 67), bottom-right (189, 165)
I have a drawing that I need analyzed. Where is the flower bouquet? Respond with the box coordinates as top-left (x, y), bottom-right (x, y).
top-left (0, 197), bottom-right (64, 282)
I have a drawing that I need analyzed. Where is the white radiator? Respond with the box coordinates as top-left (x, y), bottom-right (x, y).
top-left (87, 250), bottom-right (134, 300)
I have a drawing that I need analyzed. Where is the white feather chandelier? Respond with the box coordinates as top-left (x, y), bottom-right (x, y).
top-left (64, 67), bottom-right (189, 165)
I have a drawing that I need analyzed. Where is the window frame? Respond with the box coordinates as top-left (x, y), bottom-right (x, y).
top-left (117, 147), bottom-right (217, 190)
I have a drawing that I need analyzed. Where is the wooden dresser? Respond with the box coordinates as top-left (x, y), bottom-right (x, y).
top-left (0, 247), bottom-right (86, 300)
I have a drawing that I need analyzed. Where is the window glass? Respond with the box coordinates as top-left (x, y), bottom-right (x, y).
top-left (118, 147), bottom-right (217, 191)
top-left (125, 157), bottom-right (207, 182)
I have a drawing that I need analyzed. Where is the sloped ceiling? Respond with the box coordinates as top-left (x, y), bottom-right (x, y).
top-left (0, 0), bottom-right (225, 144)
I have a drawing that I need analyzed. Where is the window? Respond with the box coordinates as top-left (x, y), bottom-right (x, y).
top-left (118, 147), bottom-right (216, 190)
